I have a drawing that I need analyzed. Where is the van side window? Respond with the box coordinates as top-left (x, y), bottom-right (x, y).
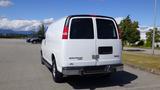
top-left (70, 18), bottom-right (94, 39)
top-left (96, 19), bottom-right (117, 39)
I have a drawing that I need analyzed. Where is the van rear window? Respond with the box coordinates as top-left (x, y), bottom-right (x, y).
top-left (70, 18), bottom-right (94, 39)
top-left (96, 19), bottom-right (117, 39)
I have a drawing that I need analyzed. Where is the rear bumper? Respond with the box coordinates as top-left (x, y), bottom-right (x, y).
top-left (62, 64), bottom-right (123, 75)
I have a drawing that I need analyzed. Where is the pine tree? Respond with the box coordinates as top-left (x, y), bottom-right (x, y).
top-left (37, 24), bottom-right (46, 38)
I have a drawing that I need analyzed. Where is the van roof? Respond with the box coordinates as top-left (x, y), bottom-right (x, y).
top-left (67, 15), bottom-right (115, 20)
top-left (65, 15), bottom-right (117, 28)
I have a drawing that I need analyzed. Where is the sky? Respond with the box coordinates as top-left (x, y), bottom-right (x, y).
top-left (0, 0), bottom-right (160, 31)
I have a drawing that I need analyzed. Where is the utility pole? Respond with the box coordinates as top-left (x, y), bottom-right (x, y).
top-left (152, 0), bottom-right (157, 55)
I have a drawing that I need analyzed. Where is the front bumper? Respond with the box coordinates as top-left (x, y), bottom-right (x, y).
top-left (62, 64), bottom-right (123, 75)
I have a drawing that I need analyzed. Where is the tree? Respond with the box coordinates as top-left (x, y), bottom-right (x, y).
top-left (37, 24), bottom-right (46, 38)
top-left (119, 15), bottom-right (140, 46)
top-left (146, 28), bottom-right (160, 47)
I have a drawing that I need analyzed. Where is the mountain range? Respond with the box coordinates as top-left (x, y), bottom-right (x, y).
top-left (0, 26), bottom-right (159, 36)
top-left (0, 29), bottom-right (33, 35)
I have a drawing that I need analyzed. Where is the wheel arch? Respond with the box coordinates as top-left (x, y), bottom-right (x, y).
top-left (51, 53), bottom-right (62, 73)
top-left (51, 53), bottom-right (56, 64)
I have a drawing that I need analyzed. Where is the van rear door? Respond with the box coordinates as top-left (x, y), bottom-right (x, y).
top-left (65, 17), bottom-right (97, 66)
top-left (95, 18), bottom-right (122, 65)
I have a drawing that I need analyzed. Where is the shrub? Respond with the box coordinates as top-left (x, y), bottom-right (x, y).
top-left (137, 40), bottom-right (144, 46)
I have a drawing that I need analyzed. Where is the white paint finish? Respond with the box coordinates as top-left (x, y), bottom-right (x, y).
top-left (63, 40), bottom-right (96, 67)
top-left (41, 15), bottom-right (122, 74)
top-left (96, 39), bottom-right (122, 65)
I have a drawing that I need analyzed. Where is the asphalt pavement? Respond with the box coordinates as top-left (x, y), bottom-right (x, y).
top-left (124, 47), bottom-right (160, 55)
top-left (0, 39), bottom-right (160, 90)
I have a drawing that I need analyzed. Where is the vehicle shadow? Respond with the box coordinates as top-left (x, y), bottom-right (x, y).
top-left (65, 71), bottom-right (138, 89)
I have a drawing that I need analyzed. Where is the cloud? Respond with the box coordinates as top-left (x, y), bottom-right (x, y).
top-left (115, 17), bottom-right (124, 24)
top-left (0, 17), bottom-right (54, 31)
top-left (43, 18), bottom-right (54, 24)
top-left (0, 16), bottom-right (124, 31)
top-left (0, 0), bottom-right (13, 7)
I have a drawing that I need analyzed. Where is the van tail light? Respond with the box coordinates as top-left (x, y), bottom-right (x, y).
top-left (118, 28), bottom-right (122, 39)
top-left (62, 26), bottom-right (69, 39)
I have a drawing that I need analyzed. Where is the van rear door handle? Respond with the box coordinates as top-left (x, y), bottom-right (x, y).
top-left (92, 55), bottom-right (96, 59)
top-left (92, 55), bottom-right (99, 60)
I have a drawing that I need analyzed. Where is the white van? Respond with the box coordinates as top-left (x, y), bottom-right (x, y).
top-left (41, 15), bottom-right (123, 82)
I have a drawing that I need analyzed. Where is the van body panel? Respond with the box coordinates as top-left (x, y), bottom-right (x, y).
top-left (42, 17), bottom-right (66, 72)
top-left (62, 17), bottom-right (97, 67)
top-left (96, 39), bottom-right (122, 65)
top-left (41, 15), bottom-right (123, 75)
top-left (94, 18), bottom-right (121, 65)
top-left (62, 40), bottom-right (96, 67)
top-left (62, 17), bottom-right (121, 67)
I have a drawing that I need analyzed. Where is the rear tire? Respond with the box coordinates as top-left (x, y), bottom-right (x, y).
top-left (32, 41), bottom-right (36, 44)
top-left (52, 60), bottom-right (63, 83)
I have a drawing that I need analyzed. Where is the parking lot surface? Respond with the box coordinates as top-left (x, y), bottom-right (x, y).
top-left (0, 39), bottom-right (160, 90)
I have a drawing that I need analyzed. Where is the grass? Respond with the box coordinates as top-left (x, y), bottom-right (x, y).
top-left (122, 52), bottom-right (160, 74)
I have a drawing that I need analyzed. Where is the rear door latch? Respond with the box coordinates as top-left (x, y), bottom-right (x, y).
top-left (92, 55), bottom-right (99, 60)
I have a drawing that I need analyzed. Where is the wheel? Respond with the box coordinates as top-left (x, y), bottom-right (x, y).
top-left (52, 60), bottom-right (63, 83)
top-left (41, 52), bottom-right (44, 65)
top-left (32, 41), bottom-right (36, 44)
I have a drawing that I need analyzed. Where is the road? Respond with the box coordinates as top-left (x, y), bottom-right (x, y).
top-left (0, 39), bottom-right (160, 90)
top-left (124, 47), bottom-right (160, 55)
